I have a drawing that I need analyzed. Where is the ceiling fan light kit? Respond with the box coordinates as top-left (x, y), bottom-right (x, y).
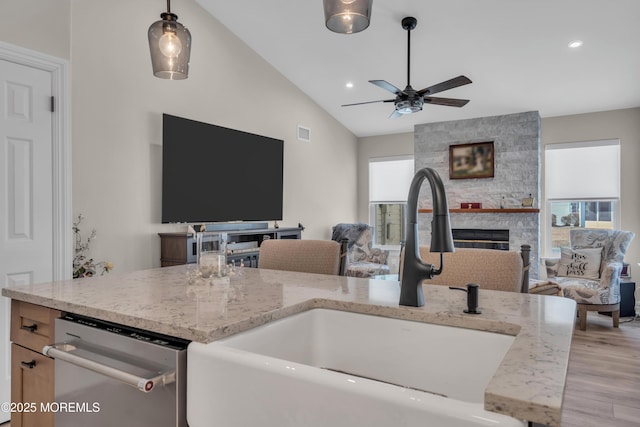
top-left (323, 0), bottom-right (373, 34)
top-left (342, 16), bottom-right (472, 118)
top-left (148, 0), bottom-right (192, 80)
top-left (396, 98), bottom-right (422, 115)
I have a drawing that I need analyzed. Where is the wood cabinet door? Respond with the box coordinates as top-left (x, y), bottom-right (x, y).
top-left (11, 343), bottom-right (54, 427)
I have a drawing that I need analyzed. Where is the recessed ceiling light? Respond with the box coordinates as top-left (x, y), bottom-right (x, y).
top-left (345, 82), bottom-right (354, 88)
top-left (568, 40), bottom-right (583, 49)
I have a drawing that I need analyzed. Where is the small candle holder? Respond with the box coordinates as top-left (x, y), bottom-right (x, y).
top-left (521, 194), bottom-right (534, 207)
top-left (195, 232), bottom-right (228, 279)
top-left (199, 250), bottom-right (228, 278)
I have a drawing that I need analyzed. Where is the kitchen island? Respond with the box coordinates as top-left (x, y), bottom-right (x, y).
top-left (2, 264), bottom-right (576, 426)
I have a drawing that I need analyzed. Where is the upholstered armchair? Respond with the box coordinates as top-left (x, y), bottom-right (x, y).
top-left (331, 223), bottom-right (390, 278)
top-left (544, 229), bottom-right (635, 331)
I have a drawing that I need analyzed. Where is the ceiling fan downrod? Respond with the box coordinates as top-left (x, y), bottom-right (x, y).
top-left (402, 17), bottom-right (417, 88)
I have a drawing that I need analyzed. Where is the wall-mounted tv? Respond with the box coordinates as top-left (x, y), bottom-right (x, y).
top-left (162, 114), bottom-right (284, 224)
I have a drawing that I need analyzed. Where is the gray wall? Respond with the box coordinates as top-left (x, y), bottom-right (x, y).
top-left (414, 111), bottom-right (541, 276)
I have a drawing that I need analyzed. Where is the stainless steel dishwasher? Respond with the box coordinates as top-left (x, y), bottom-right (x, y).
top-left (43, 313), bottom-right (188, 427)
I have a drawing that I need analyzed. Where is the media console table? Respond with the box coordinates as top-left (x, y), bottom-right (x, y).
top-left (158, 226), bottom-right (302, 268)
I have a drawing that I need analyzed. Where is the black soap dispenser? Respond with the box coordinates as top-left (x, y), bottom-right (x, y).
top-left (449, 283), bottom-right (481, 314)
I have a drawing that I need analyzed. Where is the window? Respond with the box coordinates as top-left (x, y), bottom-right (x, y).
top-left (545, 139), bottom-right (620, 256)
top-left (368, 156), bottom-right (414, 247)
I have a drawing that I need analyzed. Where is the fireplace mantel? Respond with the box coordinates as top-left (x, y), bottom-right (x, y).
top-left (419, 208), bottom-right (540, 214)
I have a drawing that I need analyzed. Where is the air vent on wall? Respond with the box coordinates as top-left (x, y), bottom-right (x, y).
top-left (297, 125), bottom-right (311, 142)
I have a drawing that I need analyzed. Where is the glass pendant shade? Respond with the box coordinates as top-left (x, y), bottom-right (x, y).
top-left (323, 0), bottom-right (372, 34)
top-left (148, 12), bottom-right (191, 80)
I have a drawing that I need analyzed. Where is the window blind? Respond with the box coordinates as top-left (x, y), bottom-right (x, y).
top-left (545, 139), bottom-right (620, 200)
top-left (369, 157), bottom-right (414, 202)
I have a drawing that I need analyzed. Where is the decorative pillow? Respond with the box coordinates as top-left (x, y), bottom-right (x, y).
top-left (557, 247), bottom-right (602, 280)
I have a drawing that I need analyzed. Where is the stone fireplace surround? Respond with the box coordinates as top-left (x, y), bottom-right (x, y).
top-left (414, 111), bottom-right (541, 277)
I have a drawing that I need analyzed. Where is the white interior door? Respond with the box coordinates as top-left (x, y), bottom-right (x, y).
top-left (0, 58), bottom-right (54, 422)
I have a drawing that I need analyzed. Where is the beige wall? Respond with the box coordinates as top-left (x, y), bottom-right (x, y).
top-left (0, 0), bottom-right (71, 60)
top-left (541, 108), bottom-right (640, 267)
top-left (4, 0), bottom-right (358, 273)
top-left (357, 132), bottom-right (414, 222)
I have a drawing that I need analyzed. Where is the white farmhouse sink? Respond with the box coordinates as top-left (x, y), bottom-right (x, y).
top-left (187, 308), bottom-right (524, 427)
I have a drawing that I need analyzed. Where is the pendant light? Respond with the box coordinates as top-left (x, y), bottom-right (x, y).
top-left (323, 0), bottom-right (373, 34)
top-left (148, 0), bottom-right (192, 80)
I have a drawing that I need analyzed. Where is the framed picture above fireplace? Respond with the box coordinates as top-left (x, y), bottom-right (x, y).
top-left (449, 141), bottom-right (494, 179)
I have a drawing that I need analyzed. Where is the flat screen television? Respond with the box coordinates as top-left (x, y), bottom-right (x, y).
top-left (162, 114), bottom-right (284, 224)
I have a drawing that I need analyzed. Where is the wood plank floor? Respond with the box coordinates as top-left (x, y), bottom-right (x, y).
top-left (560, 313), bottom-right (640, 426)
top-left (1, 313), bottom-right (638, 427)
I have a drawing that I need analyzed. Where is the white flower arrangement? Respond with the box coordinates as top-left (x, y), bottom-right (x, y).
top-left (72, 214), bottom-right (113, 278)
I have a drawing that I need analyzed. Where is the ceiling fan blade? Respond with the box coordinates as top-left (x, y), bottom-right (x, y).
top-left (342, 99), bottom-right (395, 107)
top-left (423, 97), bottom-right (470, 107)
top-left (389, 110), bottom-right (403, 119)
top-left (417, 75), bottom-right (472, 96)
top-left (369, 80), bottom-right (406, 96)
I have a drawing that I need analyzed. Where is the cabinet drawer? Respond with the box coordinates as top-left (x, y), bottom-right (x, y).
top-left (11, 301), bottom-right (61, 351)
top-left (11, 343), bottom-right (55, 427)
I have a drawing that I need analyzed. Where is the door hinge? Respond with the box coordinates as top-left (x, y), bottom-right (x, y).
top-left (50, 96), bottom-right (55, 112)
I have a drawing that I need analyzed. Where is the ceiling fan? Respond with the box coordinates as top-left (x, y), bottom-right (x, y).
top-left (343, 16), bottom-right (472, 118)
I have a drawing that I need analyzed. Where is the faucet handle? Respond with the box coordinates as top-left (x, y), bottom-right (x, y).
top-left (448, 283), bottom-right (481, 314)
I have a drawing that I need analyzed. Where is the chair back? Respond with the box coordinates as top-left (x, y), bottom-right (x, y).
top-left (400, 246), bottom-right (525, 293)
top-left (569, 229), bottom-right (635, 273)
top-left (331, 223), bottom-right (389, 264)
top-left (258, 239), bottom-right (342, 275)
top-left (332, 223), bottom-right (372, 260)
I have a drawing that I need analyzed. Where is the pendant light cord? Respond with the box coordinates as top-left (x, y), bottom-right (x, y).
top-left (166, 0), bottom-right (171, 13)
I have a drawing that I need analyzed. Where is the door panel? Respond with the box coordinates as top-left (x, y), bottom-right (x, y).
top-left (0, 58), bottom-right (54, 422)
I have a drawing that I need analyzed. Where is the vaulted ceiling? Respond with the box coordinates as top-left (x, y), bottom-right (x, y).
top-left (196, 0), bottom-right (640, 137)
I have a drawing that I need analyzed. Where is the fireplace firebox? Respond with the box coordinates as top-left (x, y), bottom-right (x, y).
top-left (452, 229), bottom-right (509, 250)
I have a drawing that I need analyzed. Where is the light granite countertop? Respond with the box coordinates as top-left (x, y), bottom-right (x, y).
top-left (2, 264), bottom-right (576, 426)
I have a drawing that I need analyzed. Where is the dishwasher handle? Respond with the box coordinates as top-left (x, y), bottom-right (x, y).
top-left (43, 343), bottom-right (175, 393)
